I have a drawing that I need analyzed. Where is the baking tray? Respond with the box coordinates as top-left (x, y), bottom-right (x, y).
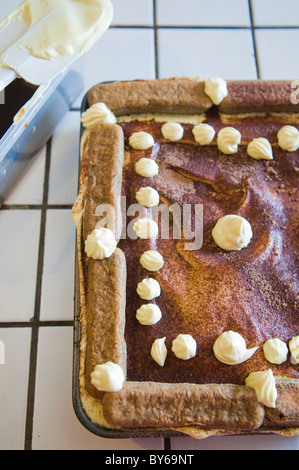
top-left (72, 82), bottom-right (299, 440)
top-left (72, 88), bottom-right (182, 438)
top-left (0, 69), bottom-right (83, 205)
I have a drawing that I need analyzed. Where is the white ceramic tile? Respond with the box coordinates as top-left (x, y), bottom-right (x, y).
top-left (48, 111), bottom-right (80, 205)
top-left (0, 328), bottom-right (31, 450)
top-left (156, 0), bottom-right (251, 26)
top-left (0, 210), bottom-right (40, 322)
top-left (3, 146), bottom-right (46, 206)
top-left (40, 210), bottom-right (75, 322)
top-left (171, 433), bottom-right (299, 450)
top-left (111, 0), bottom-right (153, 25)
top-left (255, 29), bottom-right (299, 79)
top-left (33, 327), bottom-right (164, 450)
top-left (72, 27), bottom-right (156, 108)
top-left (251, 0), bottom-right (299, 26)
top-left (158, 28), bottom-right (257, 80)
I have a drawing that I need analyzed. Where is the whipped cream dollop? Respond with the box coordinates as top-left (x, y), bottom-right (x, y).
top-left (172, 334), bottom-right (197, 360)
top-left (289, 336), bottom-right (299, 364)
top-left (247, 137), bottom-right (273, 160)
top-left (133, 218), bottom-right (158, 239)
top-left (217, 126), bottom-right (241, 154)
top-left (213, 331), bottom-right (258, 365)
top-left (161, 121), bottom-right (184, 141)
top-left (129, 131), bottom-right (155, 150)
top-left (263, 338), bottom-right (288, 364)
top-left (140, 250), bottom-right (164, 271)
top-left (212, 214), bottom-right (253, 251)
top-left (135, 186), bottom-right (159, 207)
top-left (204, 77), bottom-right (228, 105)
top-left (192, 123), bottom-right (215, 145)
top-left (135, 158), bottom-right (159, 177)
top-left (136, 278), bottom-right (161, 300)
top-left (91, 362), bottom-right (125, 392)
top-left (0, 0), bottom-right (113, 61)
top-left (136, 303), bottom-right (162, 325)
top-left (85, 227), bottom-right (117, 259)
top-left (245, 369), bottom-right (277, 408)
top-left (151, 337), bottom-right (167, 366)
top-left (81, 102), bottom-right (116, 129)
top-left (277, 125), bottom-right (299, 152)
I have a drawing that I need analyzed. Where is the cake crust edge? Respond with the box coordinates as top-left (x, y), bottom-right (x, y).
top-left (73, 78), bottom-right (299, 438)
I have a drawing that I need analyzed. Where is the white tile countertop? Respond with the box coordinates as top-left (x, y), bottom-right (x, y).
top-left (0, 0), bottom-right (299, 451)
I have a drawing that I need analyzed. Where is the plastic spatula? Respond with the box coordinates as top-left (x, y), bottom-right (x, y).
top-left (0, 15), bottom-right (28, 55)
top-left (0, 15), bottom-right (27, 89)
top-left (0, 11), bottom-right (82, 92)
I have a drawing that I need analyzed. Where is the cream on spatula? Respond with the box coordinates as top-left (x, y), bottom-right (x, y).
top-left (0, 0), bottom-right (113, 90)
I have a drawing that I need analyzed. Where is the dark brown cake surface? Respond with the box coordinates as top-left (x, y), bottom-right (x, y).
top-left (118, 109), bottom-right (299, 385)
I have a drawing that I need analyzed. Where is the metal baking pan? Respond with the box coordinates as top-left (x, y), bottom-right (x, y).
top-left (72, 88), bottom-right (180, 438)
top-left (0, 69), bottom-right (83, 205)
top-left (72, 82), bottom-right (299, 441)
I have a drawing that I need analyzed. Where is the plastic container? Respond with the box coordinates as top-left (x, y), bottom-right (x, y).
top-left (0, 69), bottom-right (83, 205)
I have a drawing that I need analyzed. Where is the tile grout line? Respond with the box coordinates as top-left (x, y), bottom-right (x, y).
top-left (153, 0), bottom-right (159, 79)
top-left (110, 24), bottom-right (299, 30)
top-left (24, 138), bottom-right (52, 450)
top-left (248, 0), bottom-right (260, 79)
top-left (0, 321), bottom-right (74, 328)
top-left (0, 204), bottom-right (74, 210)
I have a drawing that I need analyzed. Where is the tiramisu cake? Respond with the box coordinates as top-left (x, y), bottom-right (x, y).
top-left (72, 78), bottom-right (299, 438)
